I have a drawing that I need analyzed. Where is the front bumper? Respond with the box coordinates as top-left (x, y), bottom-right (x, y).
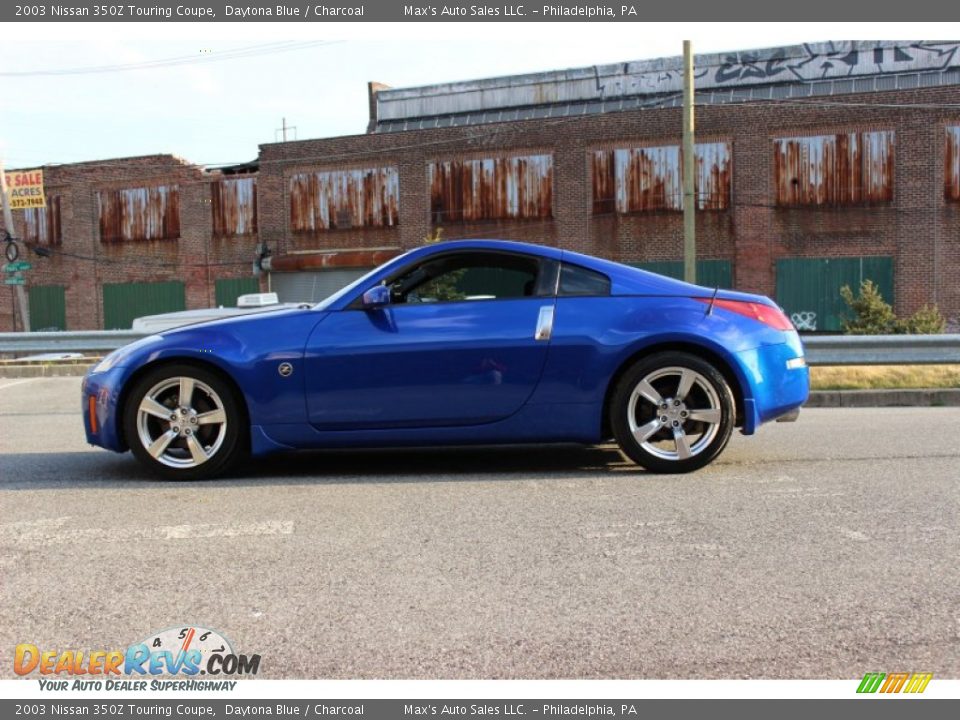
top-left (82, 368), bottom-right (128, 452)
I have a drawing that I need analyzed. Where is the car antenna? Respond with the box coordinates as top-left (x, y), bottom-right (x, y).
top-left (706, 286), bottom-right (720, 316)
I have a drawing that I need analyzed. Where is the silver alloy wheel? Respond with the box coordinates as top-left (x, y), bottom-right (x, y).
top-left (626, 366), bottom-right (723, 462)
top-left (135, 376), bottom-right (228, 469)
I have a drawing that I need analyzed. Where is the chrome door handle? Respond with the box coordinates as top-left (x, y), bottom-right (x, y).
top-left (534, 306), bottom-right (554, 341)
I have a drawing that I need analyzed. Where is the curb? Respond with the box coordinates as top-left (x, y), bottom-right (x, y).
top-left (0, 362), bottom-right (98, 378)
top-left (806, 389), bottom-right (960, 407)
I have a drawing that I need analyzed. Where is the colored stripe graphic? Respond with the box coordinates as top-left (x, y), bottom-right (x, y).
top-left (904, 673), bottom-right (933, 694)
top-left (857, 673), bottom-right (885, 693)
top-left (857, 672), bottom-right (932, 694)
top-left (880, 672), bottom-right (910, 693)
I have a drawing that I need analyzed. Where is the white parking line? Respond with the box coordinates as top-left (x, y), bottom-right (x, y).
top-left (0, 379), bottom-right (38, 391)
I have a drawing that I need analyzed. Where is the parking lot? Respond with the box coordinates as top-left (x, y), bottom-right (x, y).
top-left (1, 376), bottom-right (958, 679)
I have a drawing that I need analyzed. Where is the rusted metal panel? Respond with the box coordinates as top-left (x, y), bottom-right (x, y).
top-left (946, 126), bottom-right (960, 201)
top-left (97, 185), bottom-right (180, 242)
top-left (269, 248), bottom-right (403, 272)
top-left (22, 195), bottom-right (61, 245)
top-left (429, 154), bottom-right (553, 223)
top-left (289, 167), bottom-right (399, 232)
top-left (212, 176), bottom-right (257, 237)
top-left (774, 131), bottom-right (894, 207)
top-left (591, 142), bottom-right (731, 213)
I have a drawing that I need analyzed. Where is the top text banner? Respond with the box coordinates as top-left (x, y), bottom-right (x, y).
top-left (4, 0), bottom-right (958, 21)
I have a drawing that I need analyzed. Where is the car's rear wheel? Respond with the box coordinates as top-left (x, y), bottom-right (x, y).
top-left (123, 363), bottom-right (245, 480)
top-left (611, 352), bottom-right (735, 473)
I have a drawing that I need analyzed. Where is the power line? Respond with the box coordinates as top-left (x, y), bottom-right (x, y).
top-left (0, 40), bottom-right (340, 77)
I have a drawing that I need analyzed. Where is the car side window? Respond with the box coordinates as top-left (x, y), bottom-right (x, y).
top-left (390, 252), bottom-right (542, 304)
top-left (558, 263), bottom-right (611, 296)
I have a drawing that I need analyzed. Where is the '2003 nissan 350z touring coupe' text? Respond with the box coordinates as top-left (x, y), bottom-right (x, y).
top-left (82, 240), bottom-right (809, 480)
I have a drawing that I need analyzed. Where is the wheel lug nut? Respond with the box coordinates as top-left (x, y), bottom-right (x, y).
top-left (180, 408), bottom-right (188, 415)
top-left (169, 414), bottom-right (177, 421)
top-left (672, 420), bottom-right (680, 427)
top-left (660, 416), bottom-right (668, 423)
top-left (680, 411), bottom-right (688, 417)
top-left (674, 400), bottom-right (681, 406)
top-left (185, 429), bottom-right (192, 435)
top-left (172, 426), bottom-right (180, 433)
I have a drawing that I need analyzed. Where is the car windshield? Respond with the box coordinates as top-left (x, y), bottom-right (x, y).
top-left (312, 251), bottom-right (413, 311)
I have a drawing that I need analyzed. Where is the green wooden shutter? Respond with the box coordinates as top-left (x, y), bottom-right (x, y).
top-left (775, 256), bottom-right (894, 332)
top-left (214, 277), bottom-right (260, 308)
top-left (102, 281), bottom-right (186, 330)
top-left (29, 284), bottom-right (67, 331)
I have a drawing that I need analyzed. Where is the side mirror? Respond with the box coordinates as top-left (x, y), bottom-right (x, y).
top-left (361, 284), bottom-right (390, 309)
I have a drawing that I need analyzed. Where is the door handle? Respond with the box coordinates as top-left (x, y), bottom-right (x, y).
top-left (534, 306), bottom-right (554, 341)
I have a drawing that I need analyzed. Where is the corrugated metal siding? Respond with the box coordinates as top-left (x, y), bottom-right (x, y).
top-left (271, 269), bottom-right (368, 303)
top-left (212, 177), bottom-right (258, 237)
top-left (22, 196), bottom-right (62, 245)
top-left (946, 126), bottom-right (960, 201)
top-left (629, 259), bottom-right (733, 288)
top-left (775, 256), bottom-right (894, 332)
top-left (289, 167), bottom-right (399, 232)
top-left (97, 185), bottom-right (181, 242)
top-left (28, 284), bottom-right (66, 331)
top-left (774, 131), bottom-right (895, 206)
top-left (429, 154), bottom-right (553, 223)
top-left (592, 142), bottom-right (731, 213)
top-left (102, 281), bottom-right (185, 330)
top-left (214, 277), bottom-right (260, 307)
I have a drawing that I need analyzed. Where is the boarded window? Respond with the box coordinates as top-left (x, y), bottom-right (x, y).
top-left (429, 154), bottom-right (553, 223)
top-left (289, 167), bottom-right (399, 232)
top-left (774, 131), bottom-right (894, 207)
top-left (212, 177), bottom-right (258, 237)
top-left (946, 126), bottom-right (960, 202)
top-left (592, 142), bottom-right (731, 214)
top-left (97, 185), bottom-right (180, 242)
top-left (22, 195), bottom-right (62, 245)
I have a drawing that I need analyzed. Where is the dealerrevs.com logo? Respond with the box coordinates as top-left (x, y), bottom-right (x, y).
top-left (15, 625), bottom-right (260, 691)
top-left (857, 672), bottom-right (933, 694)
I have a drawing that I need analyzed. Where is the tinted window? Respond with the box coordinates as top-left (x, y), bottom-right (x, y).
top-left (391, 252), bottom-right (540, 304)
top-left (559, 263), bottom-right (611, 296)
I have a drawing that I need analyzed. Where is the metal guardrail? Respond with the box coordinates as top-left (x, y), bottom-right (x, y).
top-left (1, 330), bottom-right (959, 365)
top-left (0, 330), bottom-right (146, 354)
top-left (802, 334), bottom-right (960, 365)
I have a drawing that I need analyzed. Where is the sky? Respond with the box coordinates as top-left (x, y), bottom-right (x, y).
top-left (1, 22), bottom-right (957, 168)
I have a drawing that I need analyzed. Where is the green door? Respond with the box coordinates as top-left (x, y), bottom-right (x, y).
top-left (29, 285), bottom-right (67, 331)
top-left (102, 281), bottom-right (186, 330)
top-left (775, 256), bottom-right (894, 332)
top-left (215, 277), bottom-right (260, 308)
top-left (629, 259), bottom-right (733, 289)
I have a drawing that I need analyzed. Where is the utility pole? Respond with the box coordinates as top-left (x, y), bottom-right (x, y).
top-left (275, 117), bottom-right (297, 143)
top-left (682, 40), bottom-right (696, 285)
top-left (0, 158), bottom-right (30, 331)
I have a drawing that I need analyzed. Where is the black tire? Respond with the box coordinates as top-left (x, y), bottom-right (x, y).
top-left (123, 363), bottom-right (247, 480)
top-left (610, 352), bottom-right (735, 473)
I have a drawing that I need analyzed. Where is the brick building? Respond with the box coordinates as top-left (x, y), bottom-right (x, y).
top-left (4, 40), bottom-right (960, 332)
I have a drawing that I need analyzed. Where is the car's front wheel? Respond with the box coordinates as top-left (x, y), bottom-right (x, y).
top-left (611, 352), bottom-right (735, 473)
top-left (123, 363), bottom-right (245, 480)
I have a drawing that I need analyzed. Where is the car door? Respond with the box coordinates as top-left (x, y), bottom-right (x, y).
top-left (303, 250), bottom-right (557, 429)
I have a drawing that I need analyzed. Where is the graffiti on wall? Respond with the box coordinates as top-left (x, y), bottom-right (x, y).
top-left (595, 42), bottom-right (960, 98)
top-left (790, 311), bottom-right (818, 331)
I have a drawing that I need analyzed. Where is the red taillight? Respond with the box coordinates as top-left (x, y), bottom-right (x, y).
top-left (696, 298), bottom-right (795, 331)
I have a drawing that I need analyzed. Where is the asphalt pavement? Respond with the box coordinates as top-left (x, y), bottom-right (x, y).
top-left (0, 376), bottom-right (957, 679)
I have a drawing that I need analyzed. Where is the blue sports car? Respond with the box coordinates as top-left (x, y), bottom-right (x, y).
top-left (82, 240), bottom-right (808, 480)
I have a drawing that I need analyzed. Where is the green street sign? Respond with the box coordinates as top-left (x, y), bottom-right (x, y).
top-left (3, 261), bottom-right (31, 272)
top-left (3, 276), bottom-right (25, 285)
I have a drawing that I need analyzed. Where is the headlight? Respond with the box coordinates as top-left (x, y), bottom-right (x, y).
top-left (91, 335), bottom-right (163, 373)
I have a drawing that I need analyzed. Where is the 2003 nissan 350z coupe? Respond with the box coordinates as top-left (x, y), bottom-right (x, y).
top-left (82, 240), bottom-right (809, 480)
